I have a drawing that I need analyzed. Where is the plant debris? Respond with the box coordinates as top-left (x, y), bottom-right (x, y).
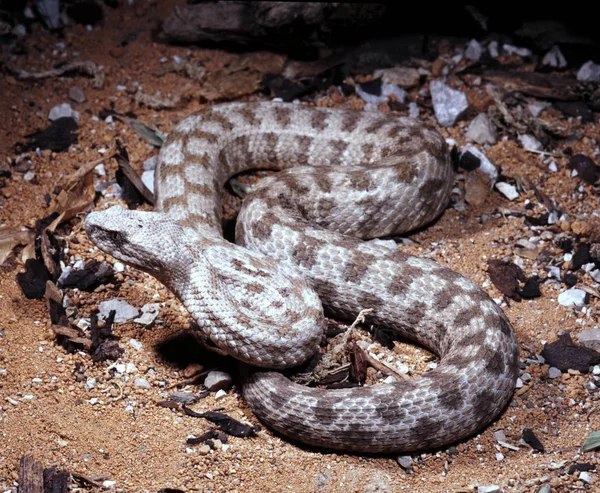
top-left (182, 407), bottom-right (258, 438)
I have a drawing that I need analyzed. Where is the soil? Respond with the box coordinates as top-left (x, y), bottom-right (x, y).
top-left (1, 3), bottom-right (599, 493)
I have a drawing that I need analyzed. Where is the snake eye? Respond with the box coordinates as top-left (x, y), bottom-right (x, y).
top-left (106, 229), bottom-right (124, 243)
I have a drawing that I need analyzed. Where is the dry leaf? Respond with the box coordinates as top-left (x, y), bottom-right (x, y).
top-left (0, 231), bottom-right (35, 264)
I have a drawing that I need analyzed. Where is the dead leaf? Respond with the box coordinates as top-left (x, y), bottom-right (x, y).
top-left (0, 231), bottom-right (35, 264)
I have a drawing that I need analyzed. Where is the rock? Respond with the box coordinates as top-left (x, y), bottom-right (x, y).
top-left (134, 303), bottom-right (160, 325)
top-left (466, 113), bottom-right (498, 145)
top-left (488, 40), bottom-right (499, 57)
top-left (569, 154), bottom-right (599, 185)
top-left (527, 101), bottom-right (551, 118)
top-left (356, 83), bottom-right (406, 106)
top-left (577, 328), bottom-right (600, 350)
top-left (430, 80), bottom-right (468, 127)
top-left (170, 392), bottom-right (200, 404)
top-left (503, 44), bottom-right (532, 57)
top-left (542, 46), bottom-right (567, 68)
top-left (521, 372), bottom-right (531, 382)
top-left (98, 299), bottom-right (139, 323)
top-left (408, 102), bottom-right (419, 118)
top-left (143, 155), bottom-right (158, 170)
top-left (102, 480), bottom-right (116, 489)
top-left (518, 134), bottom-right (543, 152)
top-left (493, 430), bottom-right (507, 442)
top-left (396, 455), bottom-right (412, 471)
top-left (373, 67), bottom-right (420, 88)
top-left (129, 338), bottom-right (143, 351)
top-left (548, 367), bottom-right (562, 379)
top-left (495, 453), bottom-right (504, 461)
top-left (465, 39), bottom-right (482, 60)
top-left (579, 471), bottom-right (593, 484)
top-left (214, 389), bottom-right (228, 400)
top-left (577, 61), bottom-right (600, 82)
top-left (478, 485), bottom-right (502, 493)
top-left (198, 444), bottom-right (211, 455)
top-left (48, 103), bottom-right (79, 122)
top-left (590, 270), bottom-right (600, 283)
top-left (459, 145), bottom-right (498, 183)
top-left (204, 371), bottom-right (233, 391)
top-left (558, 288), bottom-right (587, 307)
top-left (542, 333), bottom-right (600, 372)
top-left (495, 182), bottom-right (519, 200)
top-left (523, 428), bottom-right (545, 452)
top-left (141, 170), bottom-right (154, 194)
top-left (134, 377), bottom-right (151, 389)
top-left (68, 86), bottom-right (86, 103)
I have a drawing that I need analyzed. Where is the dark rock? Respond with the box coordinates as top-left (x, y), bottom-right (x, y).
top-left (553, 102), bottom-right (594, 123)
top-left (523, 428), bottom-right (545, 452)
top-left (487, 259), bottom-right (527, 302)
top-left (568, 463), bottom-right (595, 475)
top-left (569, 154), bottom-right (600, 185)
top-left (541, 333), bottom-right (600, 373)
top-left (23, 117), bottom-right (78, 152)
top-left (572, 243), bottom-right (591, 271)
top-left (17, 259), bottom-right (50, 299)
top-left (459, 150), bottom-right (481, 172)
top-left (58, 260), bottom-right (115, 291)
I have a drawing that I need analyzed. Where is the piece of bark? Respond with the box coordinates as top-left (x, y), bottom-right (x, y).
top-left (481, 71), bottom-right (595, 101)
top-left (19, 456), bottom-right (44, 493)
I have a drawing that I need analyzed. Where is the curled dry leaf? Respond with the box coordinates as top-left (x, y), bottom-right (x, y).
top-left (0, 230), bottom-right (35, 264)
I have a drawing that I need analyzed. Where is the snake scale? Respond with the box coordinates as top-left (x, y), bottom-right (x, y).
top-left (85, 101), bottom-right (519, 453)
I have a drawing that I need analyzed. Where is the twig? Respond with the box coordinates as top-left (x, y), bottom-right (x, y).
top-left (63, 144), bottom-right (117, 190)
top-left (7, 60), bottom-right (105, 88)
top-left (359, 347), bottom-right (408, 381)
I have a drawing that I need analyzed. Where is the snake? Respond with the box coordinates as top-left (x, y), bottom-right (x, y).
top-left (84, 101), bottom-right (520, 453)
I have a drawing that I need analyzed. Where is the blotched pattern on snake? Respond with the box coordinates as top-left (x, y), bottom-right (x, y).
top-left (85, 102), bottom-right (519, 453)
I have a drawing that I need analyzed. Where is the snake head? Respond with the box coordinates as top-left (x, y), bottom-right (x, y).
top-left (84, 206), bottom-right (190, 281)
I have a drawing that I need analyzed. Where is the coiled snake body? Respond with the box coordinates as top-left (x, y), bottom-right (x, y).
top-left (85, 102), bottom-right (519, 453)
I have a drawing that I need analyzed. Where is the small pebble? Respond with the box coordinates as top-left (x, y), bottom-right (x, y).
top-left (134, 303), bottom-right (160, 326)
top-left (478, 486), bottom-right (502, 493)
top-left (129, 338), bottom-right (143, 351)
top-left (579, 471), bottom-right (593, 484)
top-left (48, 103), bottom-right (79, 122)
top-left (214, 389), bottom-right (228, 400)
top-left (518, 134), bottom-right (543, 152)
top-left (204, 370), bottom-right (233, 391)
top-left (493, 430), bottom-right (507, 442)
top-left (430, 80), bottom-right (469, 127)
top-left (548, 367), bottom-right (562, 379)
top-left (134, 378), bottom-right (151, 389)
top-left (466, 113), bottom-right (498, 145)
top-left (198, 444), bottom-right (211, 455)
top-left (102, 480), bottom-right (116, 489)
top-left (495, 182), bottom-right (519, 200)
top-left (68, 86), bottom-right (86, 103)
top-left (577, 61), bottom-right (600, 82)
top-left (396, 455), bottom-right (412, 471)
top-left (170, 392), bottom-right (199, 405)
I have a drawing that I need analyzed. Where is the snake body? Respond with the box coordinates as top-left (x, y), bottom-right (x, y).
top-left (84, 102), bottom-right (519, 453)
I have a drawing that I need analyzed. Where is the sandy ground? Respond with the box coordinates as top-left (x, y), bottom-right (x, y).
top-left (1, 2), bottom-right (600, 492)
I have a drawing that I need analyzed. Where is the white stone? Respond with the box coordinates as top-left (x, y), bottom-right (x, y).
top-left (465, 39), bottom-right (483, 60)
top-left (518, 134), bottom-right (543, 152)
top-left (214, 389), bottom-right (228, 400)
top-left (466, 113), bottom-right (498, 145)
top-left (98, 299), bottom-right (139, 323)
top-left (579, 471), bottom-right (593, 484)
top-left (430, 80), bottom-right (469, 127)
top-left (577, 328), bottom-right (600, 350)
top-left (134, 378), bottom-right (151, 389)
top-left (129, 338), bottom-right (143, 351)
top-left (460, 144), bottom-right (498, 183)
top-left (558, 288), bottom-right (587, 307)
top-left (548, 367), bottom-right (562, 379)
top-left (48, 103), bottom-right (79, 122)
top-left (204, 370), bottom-right (233, 391)
top-left (577, 61), bottom-right (600, 82)
top-left (495, 182), bottom-right (519, 200)
top-left (134, 303), bottom-right (160, 325)
top-left (141, 170), bottom-right (154, 194)
top-left (478, 486), bottom-right (502, 493)
top-left (542, 46), bottom-right (567, 68)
